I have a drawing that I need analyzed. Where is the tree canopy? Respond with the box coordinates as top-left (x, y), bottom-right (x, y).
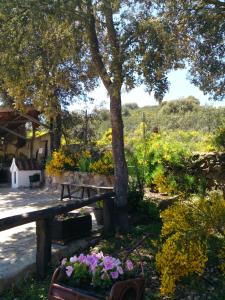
top-left (158, 0), bottom-right (225, 101)
top-left (0, 0), bottom-right (224, 231)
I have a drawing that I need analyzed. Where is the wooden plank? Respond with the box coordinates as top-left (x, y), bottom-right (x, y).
top-left (61, 183), bottom-right (114, 190)
top-left (0, 192), bottom-right (115, 232)
top-left (0, 125), bottom-right (27, 139)
top-left (36, 218), bottom-right (52, 279)
top-left (17, 111), bottom-right (51, 130)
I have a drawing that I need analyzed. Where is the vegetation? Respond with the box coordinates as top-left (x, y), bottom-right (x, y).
top-left (1, 0), bottom-right (224, 231)
top-left (156, 190), bottom-right (225, 296)
top-left (0, 0), bottom-right (224, 298)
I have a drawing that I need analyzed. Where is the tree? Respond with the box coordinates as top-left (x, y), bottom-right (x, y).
top-left (0, 0), bottom-right (181, 231)
top-left (1, 1), bottom-right (223, 231)
top-left (0, 0), bottom-right (96, 149)
top-left (158, 0), bottom-right (225, 101)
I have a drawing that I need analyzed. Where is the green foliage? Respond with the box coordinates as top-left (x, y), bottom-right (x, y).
top-left (159, 1), bottom-right (225, 101)
top-left (96, 98), bottom-right (225, 138)
top-left (130, 130), bottom-right (213, 195)
top-left (160, 96), bottom-right (200, 114)
top-left (156, 190), bottom-right (225, 296)
top-left (137, 200), bottom-right (160, 222)
top-left (214, 124), bottom-right (225, 150)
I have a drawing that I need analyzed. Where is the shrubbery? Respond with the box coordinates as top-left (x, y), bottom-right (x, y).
top-left (156, 190), bottom-right (225, 296)
top-left (128, 130), bottom-right (214, 195)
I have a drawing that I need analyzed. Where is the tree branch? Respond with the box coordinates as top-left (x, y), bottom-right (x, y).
top-left (85, 0), bottom-right (112, 90)
top-left (102, 1), bottom-right (123, 88)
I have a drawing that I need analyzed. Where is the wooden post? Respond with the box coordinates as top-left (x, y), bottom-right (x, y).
top-left (36, 218), bottom-right (52, 279)
top-left (103, 197), bottom-right (114, 236)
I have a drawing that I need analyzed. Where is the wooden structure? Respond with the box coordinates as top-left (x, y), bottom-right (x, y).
top-left (49, 268), bottom-right (145, 300)
top-left (0, 192), bottom-right (115, 279)
top-left (0, 106), bottom-right (50, 183)
top-left (0, 106), bottom-right (50, 158)
top-left (60, 182), bottom-right (114, 201)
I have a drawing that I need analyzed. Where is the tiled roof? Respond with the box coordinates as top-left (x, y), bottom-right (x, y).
top-left (15, 159), bottom-right (41, 170)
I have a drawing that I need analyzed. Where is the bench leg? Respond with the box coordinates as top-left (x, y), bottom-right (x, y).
top-left (67, 185), bottom-right (71, 200)
top-left (60, 185), bottom-right (64, 201)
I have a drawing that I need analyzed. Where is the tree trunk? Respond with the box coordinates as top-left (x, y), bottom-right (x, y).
top-left (53, 114), bottom-right (62, 150)
top-left (110, 90), bottom-right (129, 232)
top-left (50, 114), bottom-right (62, 152)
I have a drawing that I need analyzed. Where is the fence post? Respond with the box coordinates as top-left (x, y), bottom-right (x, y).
top-left (36, 218), bottom-right (52, 279)
top-left (103, 197), bottom-right (114, 236)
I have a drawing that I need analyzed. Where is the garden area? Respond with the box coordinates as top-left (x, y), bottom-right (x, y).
top-left (2, 102), bottom-right (225, 299)
top-left (0, 0), bottom-right (224, 299)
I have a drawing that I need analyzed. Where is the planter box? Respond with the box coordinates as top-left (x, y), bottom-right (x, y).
top-left (52, 213), bottom-right (92, 244)
top-left (48, 267), bottom-right (145, 300)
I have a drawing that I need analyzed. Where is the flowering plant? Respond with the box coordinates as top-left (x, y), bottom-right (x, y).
top-left (60, 252), bottom-right (135, 290)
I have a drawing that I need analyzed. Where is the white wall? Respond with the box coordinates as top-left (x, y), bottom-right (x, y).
top-left (11, 170), bottom-right (41, 188)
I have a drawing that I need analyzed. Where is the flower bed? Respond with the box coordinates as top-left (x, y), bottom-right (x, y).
top-left (48, 252), bottom-right (145, 300)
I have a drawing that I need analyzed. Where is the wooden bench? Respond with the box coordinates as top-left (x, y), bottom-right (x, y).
top-left (60, 182), bottom-right (114, 201)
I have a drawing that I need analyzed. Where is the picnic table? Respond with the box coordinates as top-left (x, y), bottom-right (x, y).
top-left (60, 182), bottom-right (114, 201)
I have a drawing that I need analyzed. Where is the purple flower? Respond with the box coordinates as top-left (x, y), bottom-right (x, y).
top-left (110, 271), bottom-right (119, 279)
top-left (70, 255), bottom-right (78, 263)
top-left (126, 259), bottom-right (134, 271)
top-left (61, 258), bottom-right (67, 266)
top-left (78, 253), bottom-right (88, 264)
top-left (66, 266), bottom-right (73, 277)
top-left (86, 254), bottom-right (99, 272)
top-left (103, 256), bottom-right (115, 270)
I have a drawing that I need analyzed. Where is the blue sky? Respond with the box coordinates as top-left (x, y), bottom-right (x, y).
top-left (70, 69), bottom-right (224, 112)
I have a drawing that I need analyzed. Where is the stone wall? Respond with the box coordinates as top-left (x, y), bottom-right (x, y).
top-left (45, 171), bottom-right (115, 196)
top-left (191, 152), bottom-right (225, 194)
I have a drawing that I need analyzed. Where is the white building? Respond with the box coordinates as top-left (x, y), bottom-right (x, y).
top-left (10, 158), bottom-right (41, 188)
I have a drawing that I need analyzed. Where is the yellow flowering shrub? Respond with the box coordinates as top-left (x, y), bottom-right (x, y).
top-left (156, 190), bottom-right (225, 296)
top-left (46, 149), bottom-right (114, 176)
top-left (89, 151), bottom-right (114, 175)
top-left (46, 150), bottom-right (77, 176)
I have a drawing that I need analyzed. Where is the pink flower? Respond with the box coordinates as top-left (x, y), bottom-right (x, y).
top-left (70, 255), bottom-right (78, 263)
top-left (117, 266), bottom-right (124, 275)
top-left (110, 271), bottom-right (119, 279)
top-left (61, 258), bottom-right (67, 266)
top-left (126, 259), bottom-right (134, 271)
top-left (66, 266), bottom-right (73, 277)
top-left (95, 251), bottom-right (104, 259)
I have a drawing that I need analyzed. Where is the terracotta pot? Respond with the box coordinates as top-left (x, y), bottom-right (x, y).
top-left (48, 267), bottom-right (145, 300)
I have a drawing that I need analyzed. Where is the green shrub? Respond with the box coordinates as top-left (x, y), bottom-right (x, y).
top-left (214, 124), bottom-right (225, 150)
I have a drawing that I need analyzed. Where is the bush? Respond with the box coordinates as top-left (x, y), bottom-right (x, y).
top-left (156, 190), bottom-right (225, 296)
top-left (214, 124), bottom-right (225, 150)
top-left (129, 130), bottom-right (213, 195)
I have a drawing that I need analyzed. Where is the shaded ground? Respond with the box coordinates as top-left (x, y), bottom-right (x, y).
top-left (0, 187), bottom-right (99, 293)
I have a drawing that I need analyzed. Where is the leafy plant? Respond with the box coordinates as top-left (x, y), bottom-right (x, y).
top-left (89, 151), bottom-right (114, 175)
top-left (214, 124), bottom-right (225, 150)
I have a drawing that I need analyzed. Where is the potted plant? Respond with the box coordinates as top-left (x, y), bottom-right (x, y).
top-left (52, 212), bottom-right (92, 244)
top-left (48, 252), bottom-right (145, 300)
top-left (93, 201), bottom-right (104, 225)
